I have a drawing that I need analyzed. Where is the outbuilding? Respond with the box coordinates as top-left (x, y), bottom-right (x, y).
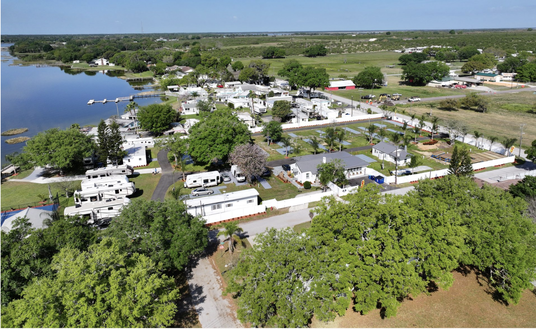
top-left (325, 80), bottom-right (356, 91)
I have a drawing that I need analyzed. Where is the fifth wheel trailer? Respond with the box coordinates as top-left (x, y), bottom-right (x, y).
top-left (184, 171), bottom-right (221, 188)
top-left (85, 164), bottom-right (134, 179)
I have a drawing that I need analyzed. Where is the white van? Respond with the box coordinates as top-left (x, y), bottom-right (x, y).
top-left (184, 171), bottom-right (221, 188)
top-left (231, 165), bottom-right (246, 182)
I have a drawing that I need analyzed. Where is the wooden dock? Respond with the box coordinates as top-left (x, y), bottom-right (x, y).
top-left (88, 93), bottom-right (163, 105)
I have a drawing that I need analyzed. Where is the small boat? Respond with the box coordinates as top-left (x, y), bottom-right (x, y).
top-left (87, 99), bottom-right (95, 105)
top-left (102, 99), bottom-right (107, 104)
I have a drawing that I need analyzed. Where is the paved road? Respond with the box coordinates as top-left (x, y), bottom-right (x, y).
top-left (151, 149), bottom-right (180, 201)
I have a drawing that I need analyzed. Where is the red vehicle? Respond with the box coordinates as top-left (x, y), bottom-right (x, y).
top-left (217, 84), bottom-right (224, 88)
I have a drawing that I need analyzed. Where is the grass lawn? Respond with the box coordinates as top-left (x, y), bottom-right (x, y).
top-left (293, 221), bottom-right (311, 233)
top-left (311, 270), bottom-right (536, 328)
top-left (1, 181), bottom-right (81, 211)
top-left (128, 173), bottom-right (161, 201)
top-left (71, 62), bottom-right (127, 71)
top-left (236, 52), bottom-right (402, 78)
top-left (397, 91), bottom-right (536, 143)
top-left (8, 168), bottom-right (34, 180)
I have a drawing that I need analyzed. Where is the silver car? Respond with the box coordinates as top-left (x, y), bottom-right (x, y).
top-left (192, 187), bottom-right (214, 196)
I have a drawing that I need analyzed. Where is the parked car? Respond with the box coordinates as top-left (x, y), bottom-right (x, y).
top-left (221, 173), bottom-right (231, 182)
top-left (192, 187), bottom-right (214, 196)
top-left (261, 167), bottom-right (271, 177)
top-left (282, 164), bottom-right (291, 171)
top-left (408, 96), bottom-right (421, 102)
top-left (336, 101), bottom-right (343, 105)
top-left (361, 94), bottom-right (375, 99)
top-left (379, 93), bottom-right (391, 98)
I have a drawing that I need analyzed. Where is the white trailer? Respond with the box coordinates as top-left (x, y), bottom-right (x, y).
top-left (184, 171), bottom-right (221, 188)
top-left (74, 181), bottom-right (136, 205)
top-left (231, 165), bottom-right (246, 182)
top-left (64, 197), bottom-right (131, 223)
top-left (85, 164), bottom-right (134, 179)
top-left (81, 175), bottom-right (131, 191)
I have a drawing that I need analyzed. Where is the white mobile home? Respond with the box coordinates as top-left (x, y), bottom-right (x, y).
top-left (184, 171), bottom-right (221, 188)
top-left (85, 164), bottom-right (134, 179)
top-left (185, 189), bottom-right (265, 225)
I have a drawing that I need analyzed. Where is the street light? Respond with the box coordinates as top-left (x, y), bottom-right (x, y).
top-left (351, 96), bottom-right (354, 117)
top-left (519, 124), bottom-right (526, 157)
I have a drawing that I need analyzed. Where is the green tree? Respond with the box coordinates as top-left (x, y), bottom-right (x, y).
top-left (262, 46), bottom-right (286, 59)
top-left (304, 44), bottom-right (328, 57)
top-left (367, 124), bottom-right (377, 144)
top-left (231, 60), bottom-right (244, 72)
top-left (398, 52), bottom-right (428, 65)
top-left (217, 222), bottom-right (245, 254)
top-left (1, 238), bottom-right (180, 328)
top-left (272, 100), bottom-right (292, 122)
top-left (448, 145), bottom-right (473, 177)
top-left (97, 119), bottom-right (110, 164)
top-left (439, 98), bottom-right (459, 111)
top-left (309, 136), bottom-right (321, 154)
top-left (317, 158), bottom-right (347, 190)
top-left (335, 127), bottom-right (347, 151)
top-left (297, 66), bottom-right (330, 93)
top-left (24, 127), bottom-right (96, 172)
top-left (408, 154), bottom-right (420, 174)
top-left (188, 108), bottom-right (251, 164)
top-left (402, 61), bottom-right (449, 86)
top-left (102, 199), bottom-right (208, 271)
top-left (525, 139), bottom-right (536, 162)
top-left (238, 67), bottom-right (258, 83)
top-left (502, 137), bottom-right (517, 156)
top-left (458, 46), bottom-right (480, 61)
top-left (226, 228), bottom-right (342, 327)
top-left (263, 120), bottom-right (283, 143)
top-left (509, 176), bottom-right (536, 199)
top-left (516, 62), bottom-right (536, 82)
top-left (352, 66), bottom-right (384, 89)
top-left (197, 99), bottom-right (213, 114)
top-left (488, 135), bottom-right (499, 151)
top-left (277, 59), bottom-right (303, 88)
top-left (137, 103), bottom-right (176, 134)
top-left (1, 216), bottom-right (97, 306)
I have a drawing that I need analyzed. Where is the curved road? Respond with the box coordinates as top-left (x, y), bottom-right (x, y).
top-left (151, 149), bottom-right (179, 201)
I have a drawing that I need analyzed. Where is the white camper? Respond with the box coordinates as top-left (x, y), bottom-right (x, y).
top-left (85, 164), bottom-right (134, 179)
top-left (231, 165), bottom-right (246, 182)
top-left (184, 171), bottom-right (221, 188)
top-left (81, 175), bottom-right (131, 191)
top-left (64, 197), bottom-right (131, 222)
top-left (74, 181), bottom-right (136, 205)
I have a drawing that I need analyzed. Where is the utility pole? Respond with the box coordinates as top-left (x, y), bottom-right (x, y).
top-left (519, 123), bottom-right (526, 157)
top-left (351, 96), bottom-right (354, 117)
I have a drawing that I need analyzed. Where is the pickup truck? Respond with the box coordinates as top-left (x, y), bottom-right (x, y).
top-left (408, 96), bottom-right (421, 102)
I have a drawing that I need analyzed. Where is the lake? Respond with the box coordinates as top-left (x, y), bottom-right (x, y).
top-left (1, 44), bottom-right (163, 166)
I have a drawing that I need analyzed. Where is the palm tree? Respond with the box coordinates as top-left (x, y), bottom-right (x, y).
top-left (281, 137), bottom-right (292, 157)
top-left (402, 135), bottom-right (412, 150)
top-left (488, 135), bottom-right (498, 151)
top-left (367, 124), bottom-right (377, 144)
top-left (217, 222), bottom-right (245, 254)
top-left (125, 101), bottom-right (139, 132)
top-left (502, 137), bottom-right (517, 156)
top-left (473, 131), bottom-right (482, 148)
top-left (430, 116), bottom-right (440, 141)
top-left (418, 119), bottom-right (426, 135)
top-left (412, 125), bottom-right (420, 143)
top-left (324, 127), bottom-right (337, 152)
top-left (377, 127), bottom-right (387, 142)
top-left (335, 127), bottom-right (346, 151)
top-left (410, 113), bottom-right (417, 126)
top-left (292, 141), bottom-right (303, 156)
top-left (309, 136), bottom-right (321, 154)
top-left (402, 121), bottom-right (408, 136)
top-left (391, 132), bottom-right (402, 146)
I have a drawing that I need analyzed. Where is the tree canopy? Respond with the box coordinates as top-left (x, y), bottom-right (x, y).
top-left (24, 127), bottom-right (96, 171)
top-left (263, 120), bottom-right (283, 143)
top-left (96, 119), bottom-right (126, 165)
top-left (352, 66), bottom-right (384, 89)
top-left (317, 158), bottom-right (347, 189)
top-left (101, 199), bottom-right (208, 271)
top-left (304, 44), bottom-right (327, 57)
top-left (188, 108), bottom-right (251, 164)
top-left (137, 103), bottom-right (177, 134)
top-left (398, 52), bottom-right (428, 65)
top-left (229, 143), bottom-right (267, 184)
top-left (262, 46), bottom-right (286, 59)
top-left (448, 145), bottom-right (474, 177)
top-left (402, 61), bottom-right (449, 86)
top-left (2, 238), bottom-right (180, 328)
top-left (271, 100), bottom-right (292, 122)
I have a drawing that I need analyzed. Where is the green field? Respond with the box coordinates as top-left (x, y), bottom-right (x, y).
top-left (1, 181), bottom-right (80, 211)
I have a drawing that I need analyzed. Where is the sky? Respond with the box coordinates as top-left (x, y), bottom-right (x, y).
top-left (2, 0), bottom-right (536, 35)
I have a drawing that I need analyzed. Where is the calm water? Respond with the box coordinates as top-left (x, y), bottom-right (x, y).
top-left (1, 44), bottom-right (163, 166)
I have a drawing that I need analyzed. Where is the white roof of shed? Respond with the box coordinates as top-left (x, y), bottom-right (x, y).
top-left (185, 189), bottom-right (259, 207)
top-left (328, 80), bottom-right (356, 88)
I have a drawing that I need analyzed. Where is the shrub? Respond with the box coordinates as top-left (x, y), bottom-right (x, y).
top-left (303, 181), bottom-right (311, 189)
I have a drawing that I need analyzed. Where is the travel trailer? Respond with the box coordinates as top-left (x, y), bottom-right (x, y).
top-left (81, 175), bottom-right (131, 191)
top-left (85, 164), bottom-right (134, 179)
top-left (73, 181), bottom-right (136, 205)
top-left (63, 197), bottom-right (131, 223)
top-left (184, 171), bottom-right (221, 188)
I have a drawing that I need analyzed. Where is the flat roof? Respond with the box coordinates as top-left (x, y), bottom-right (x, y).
top-left (185, 188), bottom-right (259, 207)
top-left (294, 152), bottom-right (369, 174)
top-left (328, 80), bottom-right (356, 88)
